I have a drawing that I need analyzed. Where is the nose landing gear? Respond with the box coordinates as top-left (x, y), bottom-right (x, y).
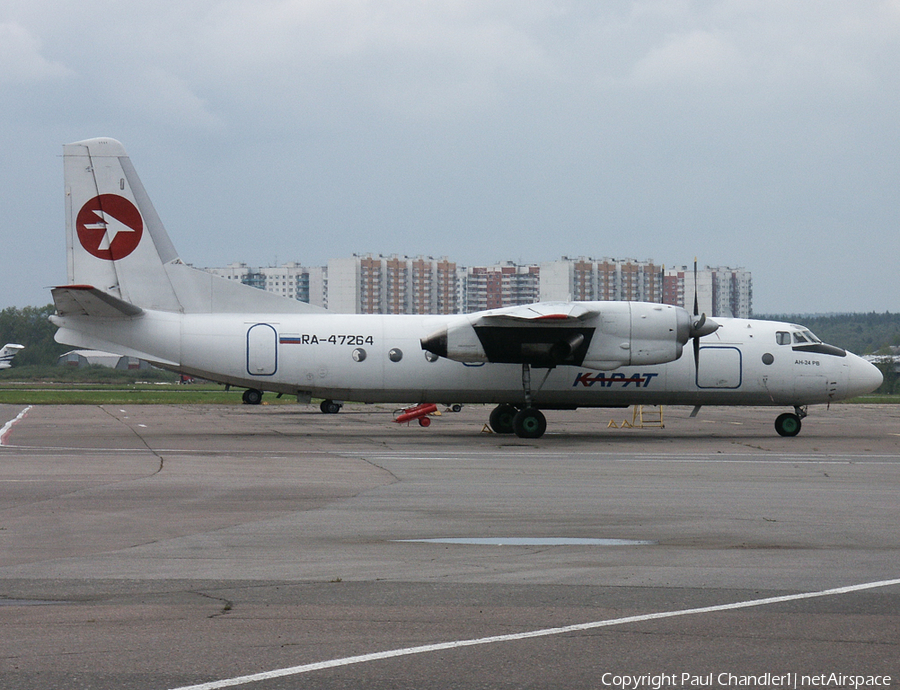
top-left (775, 406), bottom-right (807, 437)
top-left (242, 388), bottom-right (263, 405)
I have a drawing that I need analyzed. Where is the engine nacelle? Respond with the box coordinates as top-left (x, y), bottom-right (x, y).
top-left (582, 302), bottom-right (691, 369)
top-left (421, 302), bottom-right (697, 369)
top-left (420, 315), bottom-right (488, 362)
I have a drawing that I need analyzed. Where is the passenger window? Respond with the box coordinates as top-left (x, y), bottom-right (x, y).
top-left (776, 332), bottom-right (791, 345)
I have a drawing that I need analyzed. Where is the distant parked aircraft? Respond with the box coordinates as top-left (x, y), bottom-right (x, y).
top-left (0, 344), bottom-right (24, 369)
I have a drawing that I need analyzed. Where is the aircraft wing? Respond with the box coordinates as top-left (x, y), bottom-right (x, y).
top-left (479, 302), bottom-right (593, 322)
top-left (51, 285), bottom-right (144, 318)
top-left (463, 303), bottom-right (596, 366)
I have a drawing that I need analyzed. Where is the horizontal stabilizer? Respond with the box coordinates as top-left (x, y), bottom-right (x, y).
top-left (51, 285), bottom-right (144, 318)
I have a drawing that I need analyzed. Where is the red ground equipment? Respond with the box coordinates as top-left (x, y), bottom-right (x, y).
top-left (394, 403), bottom-right (438, 427)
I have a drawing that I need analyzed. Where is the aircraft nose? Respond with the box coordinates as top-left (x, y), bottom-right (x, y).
top-left (846, 354), bottom-right (883, 398)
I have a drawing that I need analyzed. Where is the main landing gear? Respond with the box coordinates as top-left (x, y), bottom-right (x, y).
top-left (319, 399), bottom-right (343, 414)
top-left (489, 404), bottom-right (548, 439)
top-left (488, 364), bottom-right (549, 439)
top-left (514, 407), bottom-right (547, 439)
top-left (775, 406), bottom-right (807, 437)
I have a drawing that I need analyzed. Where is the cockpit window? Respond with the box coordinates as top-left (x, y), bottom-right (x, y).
top-left (792, 332), bottom-right (810, 344)
top-left (776, 331), bottom-right (791, 345)
top-left (801, 329), bottom-right (822, 343)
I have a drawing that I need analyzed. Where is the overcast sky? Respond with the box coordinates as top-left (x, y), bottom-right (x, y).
top-left (2, 1), bottom-right (898, 315)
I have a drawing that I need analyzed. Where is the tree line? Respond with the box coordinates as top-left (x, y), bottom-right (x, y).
top-left (0, 305), bottom-right (70, 367)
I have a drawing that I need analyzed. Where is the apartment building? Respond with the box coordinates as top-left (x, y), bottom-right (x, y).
top-left (203, 262), bottom-right (327, 308)
top-left (462, 262), bottom-right (540, 314)
top-left (540, 257), bottom-right (663, 303)
top-left (327, 254), bottom-right (459, 314)
top-left (663, 265), bottom-right (752, 318)
top-left (202, 257), bottom-right (751, 317)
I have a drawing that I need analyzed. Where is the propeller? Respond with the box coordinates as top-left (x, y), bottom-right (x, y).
top-left (693, 258), bottom-right (700, 318)
top-left (689, 259), bottom-right (720, 374)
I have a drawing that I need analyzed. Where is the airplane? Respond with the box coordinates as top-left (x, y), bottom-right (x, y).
top-left (0, 344), bottom-right (24, 369)
top-left (49, 138), bottom-right (883, 438)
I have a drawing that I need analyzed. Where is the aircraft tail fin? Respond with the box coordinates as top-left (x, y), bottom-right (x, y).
top-left (63, 138), bottom-right (325, 314)
top-left (64, 138), bottom-right (184, 311)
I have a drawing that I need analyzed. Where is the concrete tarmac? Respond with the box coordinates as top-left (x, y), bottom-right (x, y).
top-left (0, 402), bottom-right (898, 689)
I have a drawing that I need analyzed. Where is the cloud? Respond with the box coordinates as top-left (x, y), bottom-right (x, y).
top-left (117, 67), bottom-right (225, 132)
top-left (624, 1), bottom-right (900, 94)
top-left (0, 21), bottom-right (71, 84)
top-left (183, 1), bottom-right (555, 122)
top-left (1, 1), bottom-right (899, 313)
top-left (631, 29), bottom-right (740, 86)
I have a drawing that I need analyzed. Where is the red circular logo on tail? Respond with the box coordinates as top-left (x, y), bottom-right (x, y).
top-left (76, 194), bottom-right (144, 261)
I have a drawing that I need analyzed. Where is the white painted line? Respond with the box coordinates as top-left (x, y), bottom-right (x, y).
top-left (169, 577), bottom-right (900, 690)
top-left (394, 537), bottom-right (654, 546)
top-left (350, 450), bottom-right (900, 462)
top-left (0, 406), bottom-right (32, 446)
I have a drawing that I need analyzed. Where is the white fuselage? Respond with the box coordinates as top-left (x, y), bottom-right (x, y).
top-left (52, 310), bottom-right (881, 408)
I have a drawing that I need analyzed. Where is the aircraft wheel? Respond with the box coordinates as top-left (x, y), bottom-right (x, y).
top-left (513, 407), bottom-right (547, 439)
top-left (242, 388), bottom-right (263, 405)
top-left (450, 404), bottom-right (463, 413)
top-left (489, 404), bottom-right (518, 434)
top-left (775, 412), bottom-right (802, 437)
top-left (320, 399), bottom-right (342, 414)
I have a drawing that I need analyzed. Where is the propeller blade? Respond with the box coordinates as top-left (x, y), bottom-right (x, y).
top-left (689, 310), bottom-right (720, 378)
top-left (693, 258), bottom-right (699, 317)
top-left (694, 313), bottom-right (706, 333)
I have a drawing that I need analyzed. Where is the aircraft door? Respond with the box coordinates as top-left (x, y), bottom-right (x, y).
top-left (247, 323), bottom-right (277, 376)
top-left (696, 346), bottom-right (742, 389)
